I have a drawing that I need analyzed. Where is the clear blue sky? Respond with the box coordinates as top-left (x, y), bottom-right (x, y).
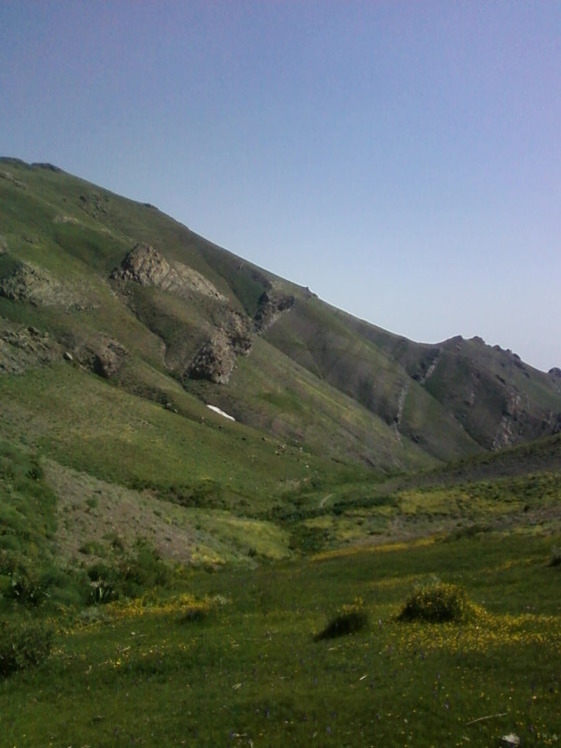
top-left (1, 1), bottom-right (560, 371)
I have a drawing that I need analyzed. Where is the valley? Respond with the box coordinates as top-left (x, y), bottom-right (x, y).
top-left (0, 158), bottom-right (560, 747)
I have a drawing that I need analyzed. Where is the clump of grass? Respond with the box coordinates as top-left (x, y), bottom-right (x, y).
top-left (177, 598), bottom-right (212, 623)
top-left (315, 597), bottom-right (368, 640)
top-left (398, 580), bottom-right (478, 623)
top-left (0, 616), bottom-right (54, 678)
top-left (176, 593), bottom-right (228, 623)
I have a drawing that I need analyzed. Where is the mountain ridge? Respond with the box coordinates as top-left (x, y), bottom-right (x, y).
top-left (1, 157), bottom-right (560, 480)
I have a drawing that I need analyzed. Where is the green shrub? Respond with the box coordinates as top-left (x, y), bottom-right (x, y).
top-left (0, 617), bottom-right (54, 678)
top-left (119, 542), bottom-right (171, 596)
top-left (398, 581), bottom-right (477, 623)
top-left (0, 552), bottom-right (45, 606)
top-left (177, 597), bottom-right (214, 624)
top-left (86, 541), bottom-right (171, 604)
top-left (315, 597), bottom-right (368, 640)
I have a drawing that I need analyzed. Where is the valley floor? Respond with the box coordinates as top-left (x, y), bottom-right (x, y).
top-left (1, 531), bottom-right (560, 747)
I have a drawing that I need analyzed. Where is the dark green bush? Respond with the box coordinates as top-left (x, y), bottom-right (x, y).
top-left (86, 541), bottom-right (171, 603)
top-left (0, 552), bottom-right (45, 606)
top-left (0, 617), bottom-right (54, 677)
top-left (398, 581), bottom-right (476, 623)
top-left (120, 542), bottom-right (171, 596)
top-left (315, 598), bottom-right (368, 640)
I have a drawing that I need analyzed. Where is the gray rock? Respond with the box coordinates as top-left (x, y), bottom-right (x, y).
top-left (111, 243), bottom-right (224, 300)
top-left (75, 337), bottom-right (128, 379)
top-left (188, 331), bottom-right (236, 384)
top-left (500, 734), bottom-right (521, 747)
top-left (254, 290), bottom-right (295, 332)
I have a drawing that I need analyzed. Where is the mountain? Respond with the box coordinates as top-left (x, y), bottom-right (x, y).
top-left (1, 157), bottom-right (561, 487)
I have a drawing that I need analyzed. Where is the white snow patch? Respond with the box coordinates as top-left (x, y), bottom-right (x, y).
top-left (206, 404), bottom-right (236, 421)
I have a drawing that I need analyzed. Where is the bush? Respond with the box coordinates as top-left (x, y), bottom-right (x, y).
top-left (0, 617), bottom-right (54, 677)
top-left (398, 581), bottom-right (476, 623)
top-left (177, 597), bottom-right (213, 624)
top-left (0, 552), bottom-right (45, 606)
top-left (315, 597), bottom-right (368, 640)
top-left (86, 541), bottom-right (171, 604)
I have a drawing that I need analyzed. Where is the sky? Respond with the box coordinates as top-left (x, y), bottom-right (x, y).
top-left (1, 1), bottom-right (560, 372)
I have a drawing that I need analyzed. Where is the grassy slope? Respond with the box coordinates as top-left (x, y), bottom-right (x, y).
top-left (265, 299), bottom-right (481, 461)
top-left (0, 363), bottom-right (338, 509)
top-left (342, 312), bottom-right (561, 448)
top-left (0, 159), bottom-right (436, 473)
top-left (1, 531), bottom-right (560, 747)
top-left (3, 158), bottom-right (561, 473)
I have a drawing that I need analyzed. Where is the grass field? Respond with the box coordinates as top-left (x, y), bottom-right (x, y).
top-left (1, 531), bottom-right (560, 747)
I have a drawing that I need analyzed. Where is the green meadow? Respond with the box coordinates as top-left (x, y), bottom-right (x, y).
top-left (1, 530), bottom-right (560, 747)
top-left (1, 370), bottom-right (561, 747)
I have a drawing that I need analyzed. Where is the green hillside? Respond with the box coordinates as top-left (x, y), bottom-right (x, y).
top-left (2, 157), bottom-right (560, 480)
top-left (1, 158), bottom-right (561, 746)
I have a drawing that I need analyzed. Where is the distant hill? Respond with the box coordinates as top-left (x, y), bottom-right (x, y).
top-left (1, 156), bottom-right (560, 487)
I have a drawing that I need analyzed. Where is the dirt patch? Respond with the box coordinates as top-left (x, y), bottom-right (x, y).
top-left (44, 461), bottom-right (198, 565)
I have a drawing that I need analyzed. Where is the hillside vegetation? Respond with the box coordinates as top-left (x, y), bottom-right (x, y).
top-left (1, 158), bottom-right (561, 746)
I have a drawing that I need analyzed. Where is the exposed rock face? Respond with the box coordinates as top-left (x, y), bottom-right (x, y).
top-left (111, 243), bottom-right (224, 301)
top-left (549, 367), bottom-right (561, 379)
top-left (188, 330), bottom-right (237, 384)
top-left (0, 258), bottom-right (88, 309)
top-left (113, 244), bottom-right (256, 384)
top-left (221, 310), bottom-right (253, 354)
top-left (0, 321), bottom-right (60, 374)
top-left (187, 312), bottom-right (253, 384)
top-left (0, 169), bottom-right (26, 190)
top-left (79, 191), bottom-right (110, 219)
top-left (254, 290), bottom-right (295, 332)
top-left (490, 387), bottom-right (556, 450)
top-left (76, 337), bottom-right (128, 379)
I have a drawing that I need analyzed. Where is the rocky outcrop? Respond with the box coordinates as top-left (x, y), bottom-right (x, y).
top-left (187, 331), bottom-right (237, 384)
top-left (111, 243), bottom-right (224, 301)
top-left (491, 387), bottom-right (549, 450)
top-left (0, 321), bottom-right (60, 374)
top-left (76, 336), bottom-right (128, 379)
top-left (0, 168), bottom-right (26, 190)
top-left (113, 244), bottom-right (255, 384)
top-left (254, 290), bottom-right (295, 332)
top-left (0, 258), bottom-right (89, 309)
top-left (221, 310), bottom-right (253, 354)
top-left (187, 311), bottom-right (253, 384)
top-left (79, 191), bottom-right (110, 219)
